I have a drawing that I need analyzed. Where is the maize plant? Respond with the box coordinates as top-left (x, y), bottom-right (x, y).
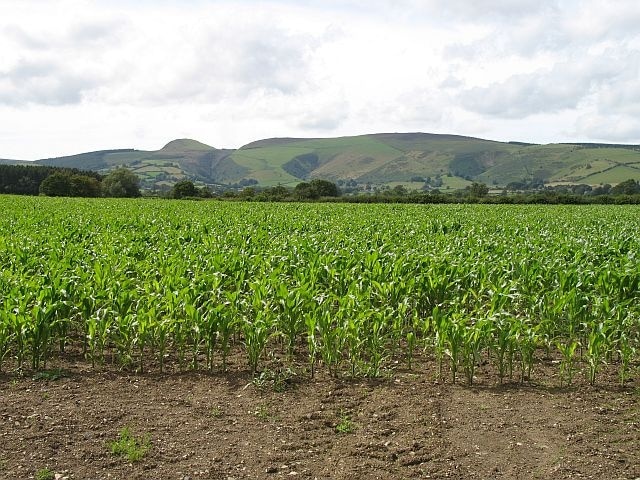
top-left (0, 196), bottom-right (637, 388)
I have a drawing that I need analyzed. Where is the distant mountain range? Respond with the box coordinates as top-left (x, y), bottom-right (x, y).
top-left (3, 133), bottom-right (640, 191)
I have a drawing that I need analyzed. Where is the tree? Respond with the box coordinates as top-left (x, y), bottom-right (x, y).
top-left (40, 172), bottom-right (72, 197)
top-left (388, 185), bottom-right (408, 196)
top-left (293, 182), bottom-right (319, 200)
top-left (611, 179), bottom-right (640, 195)
top-left (172, 180), bottom-right (198, 199)
top-left (238, 187), bottom-right (256, 199)
top-left (70, 174), bottom-right (102, 197)
top-left (262, 185), bottom-right (289, 200)
top-left (102, 168), bottom-right (141, 198)
top-left (468, 182), bottom-right (489, 197)
top-left (309, 179), bottom-right (340, 197)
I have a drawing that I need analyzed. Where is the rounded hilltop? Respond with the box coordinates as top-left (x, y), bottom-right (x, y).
top-left (160, 139), bottom-right (214, 152)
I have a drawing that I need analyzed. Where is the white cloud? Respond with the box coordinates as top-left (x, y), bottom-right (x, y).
top-left (0, 59), bottom-right (104, 106)
top-left (459, 55), bottom-right (626, 118)
top-left (575, 112), bottom-right (640, 143)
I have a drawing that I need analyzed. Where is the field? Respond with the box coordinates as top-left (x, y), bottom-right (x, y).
top-left (1, 197), bottom-right (639, 479)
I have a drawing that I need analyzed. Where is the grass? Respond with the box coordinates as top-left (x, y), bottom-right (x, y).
top-left (254, 404), bottom-right (272, 421)
top-left (580, 164), bottom-right (640, 184)
top-left (160, 138), bottom-right (214, 152)
top-left (35, 468), bottom-right (54, 480)
top-left (109, 427), bottom-right (151, 462)
top-left (210, 406), bottom-right (224, 418)
top-left (33, 369), bottom-right (65, 381)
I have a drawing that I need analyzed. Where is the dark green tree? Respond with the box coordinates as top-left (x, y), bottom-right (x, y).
top-left (238, 187), bottom-right (256, 199)
top-left (40, 172), bottom-right (72, 197)
top-left (263, 185), bottom-right (290, 200)
top-left (611, 179), bottom-right (640, 195)
top-left (172, 180), bottom-right (198, 199)
top-left (309, 179), bottom-right (340, 197)
top-left (468, 182), bottom-right (489, 197)
top-left (70, 174), bottom-right (102, 197)
top-left (389, 185), bottom-right (408, 196)
top-left (102, 168), bottom-right (141, 197)
top-left (294, 182), bottom-right (319, 200)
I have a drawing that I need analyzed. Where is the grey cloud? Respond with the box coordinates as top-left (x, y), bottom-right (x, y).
top-left (599, 84), bottom-right (640, 116)
top-left (576, 113), bottom-right (640, 143)
top-left (4, 18), bottom-right (128, 51)
top-left (230, 34), bottom-right (309, 95)
top-left (391, 90), bottom-right (445, 124)
top-left (291, 0), bottom-right (557, 22)
top-left (444, 16), bottom-right (568, 61)
top-left (436, 0), bottom-right (560, 20)
top-left (440, 75), bottom-right (463, 89)
top-left (146, 26), bottom-right (318, 105)
top-left (296, 100), bottom-right (350, 131)
top-left (594, 53), bottom-right (640, 116)
top-left (3, 25), bottom-right (49, 49)
top-left (443, 2), bottom-right (640, 63)
top-left (69, 19), bottom-right (129, 46)
top-left (0, 60), bottom-right (100, 106)
top-left (459, 57), bottom-right (623, 118)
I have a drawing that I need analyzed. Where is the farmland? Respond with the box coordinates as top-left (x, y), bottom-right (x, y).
top-left (6, 133), bottom-right (640, 191)
top-left (1, 197), bottom-right (639, 479)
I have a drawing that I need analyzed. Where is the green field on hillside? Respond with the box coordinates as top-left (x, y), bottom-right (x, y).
top-left (8, 133), bottom-right (640, 190)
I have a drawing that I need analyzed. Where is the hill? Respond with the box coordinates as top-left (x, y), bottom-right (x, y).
top-left (4, 133), bottom-right (640, 190)
top-left (33, 141), bottom-right (235, 191)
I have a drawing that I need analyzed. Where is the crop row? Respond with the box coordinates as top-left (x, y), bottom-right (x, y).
top-left (0, 196), bottom-right (639, 386)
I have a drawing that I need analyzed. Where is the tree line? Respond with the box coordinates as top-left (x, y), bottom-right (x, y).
top-left (3, 162), bottom-right (640, 204)
top-left (169, 178), bottom-right (340, 200)
top-left (0, 164), bottom-right (140, 198)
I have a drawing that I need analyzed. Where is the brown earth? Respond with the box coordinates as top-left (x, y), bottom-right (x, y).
top-left (1, 351), bottom-right (638, 480)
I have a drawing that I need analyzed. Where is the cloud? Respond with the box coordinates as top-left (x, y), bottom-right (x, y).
top-left (0, 15), bottom-right (129, 107)
top-left (1, 10), bottom-right (320, 108)
top-left (0, 60), bottom-right (102, 106)
top-left (382, 90), bottom-right (446, 126)
top-left (575, 113), bottom-right (640, 143)
top-left (458, 56), bottom-right (624, 118)
top-left (3, 25), bottom-right (50, 50)
top-left (96, 16), bottom-right (324, 107)
top-left (224, 30), bottom-right (314, 96)
top-left (295, 95), bottom-right (350, 131)
top-left (434, 0), bottom-right (559, 20)
top-left (592, 52), bottom-right (640, 116)
top-left (3, 0), bottom-right (640, 158)
top-left (4, 18), bottom-right (128, 51)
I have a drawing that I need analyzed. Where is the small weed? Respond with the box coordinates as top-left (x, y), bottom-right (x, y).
top-left (336, 412), bottom-right (356, 434)
top-left (35, 468), bottom-right (54, 480)
top-left (210, 406), bottom-right (224, 418)
top-left (109, 426), bottom-right (151, 462)
top-left (254, 404), bottom-right (271, 421)
top-left (252, 367), bottom-right (296, 392)
top-left (33, 369), bottom-right (65, 381)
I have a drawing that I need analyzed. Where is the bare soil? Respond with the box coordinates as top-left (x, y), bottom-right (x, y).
top-left (1, 351), bottom-right (638, 480)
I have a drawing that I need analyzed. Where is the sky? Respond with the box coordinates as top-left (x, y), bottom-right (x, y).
top-left (2, 0), bottom-right (640, 159)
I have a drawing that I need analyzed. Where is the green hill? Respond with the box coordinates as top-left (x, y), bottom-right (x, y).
top-left (33, 142), bottom-right (236, 191)
top-left (4, 133), bottom-right (640, 190)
